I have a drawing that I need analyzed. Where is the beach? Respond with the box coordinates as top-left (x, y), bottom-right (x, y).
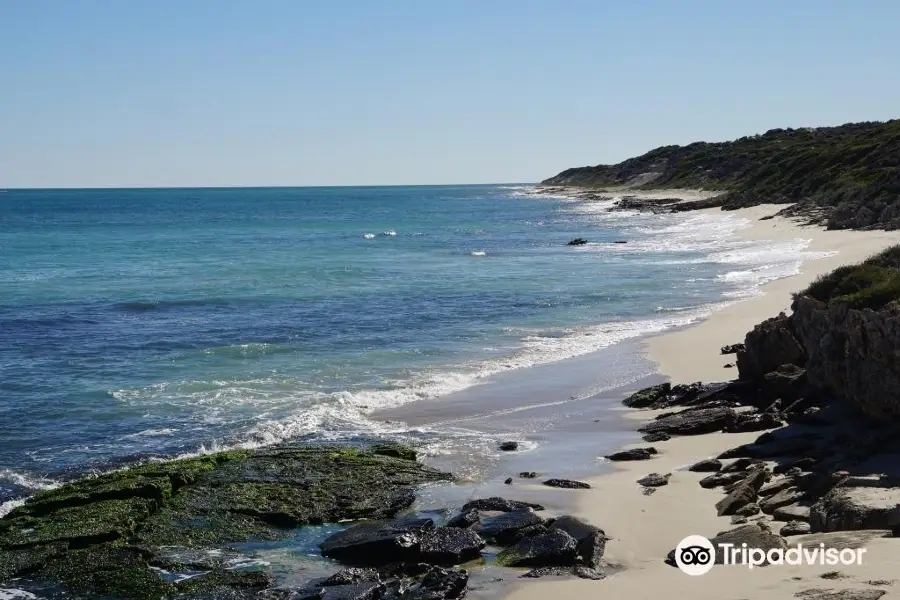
top-left (504, 203), bottom-right (900, 599)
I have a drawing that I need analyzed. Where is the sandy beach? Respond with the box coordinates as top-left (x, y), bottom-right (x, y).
top-left (505, 202), bottom-right (900, 600)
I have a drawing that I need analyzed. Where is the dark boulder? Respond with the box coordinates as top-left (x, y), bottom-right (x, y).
top-left (496, 529), bottom-right (578, 567)
top-left (605, 447), bottom-right (658, 461)
top-left (317, 582), bottom-right (385, 600)
top-left (460, 497), bottom-right (544, 513)
top-left (499, 441), bottom-right (519, 451)
top-left (721, 343), bottom-right (745, 355)
top-left (639, 407), bottom-right (737, 436)
top-left (622, 383), bottom-right (671, 409)
top-left (475, 510), bottom-right (544, 544)
top-left (763, 364), bottom-right (809, 402)
top-left (320, 519), bottom-right (430, 565)
top-left (688, 459), bottom-right (722, 472)
top-left (642, 432), bottom-right (671, 443)
top-left (780, 521), bottom-right (811, 536)
top-left (810, 486), bottom-right (900, 532)
top-left (637, 473), bottom-right (671, 487)
top-left (403, 566), bottom-right (468, 600)
top-left (445, 509), bottom-right (479, 529)
top-left (519, 472), bottom-right (538, 479)
top-left (549, 515), bottom-right (608, 568)
top-left (699, 471), bottom-right (747, 489)
top-left (322, 568), bottom-right (381, 587)
top-left (566, 238), bottom-right (588, 246)
top-left (723, 411), bottom-right (783, 433)
top-left (715, 468), bottom-right (770, 516)
top-left (504, 478), bottom-right (513, 485)
top-left (737, 313), bottom-right (807, 381)
top-left (418, 528), bottom-right (485, 565)
top-left (542, 479), bottom-right (591, 489)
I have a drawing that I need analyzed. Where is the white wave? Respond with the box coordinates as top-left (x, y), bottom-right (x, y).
top-left (0, 590), bottom-right (37, 600)
top-left (0, 499), bottom-right (26, 519)
top-left (471, 251), bottom-right (486, 257)
top-left (363, 233), bottom-right (375, 239)
top-left (122, 428), bottom-right (177, 439)
top-left (381, 230), bottom-right (397, 237)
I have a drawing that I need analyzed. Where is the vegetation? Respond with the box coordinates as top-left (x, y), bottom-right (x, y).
top-left (799, 245), bottom-right (900, 310)
top-left (541, 120), bottom-right (900, 230)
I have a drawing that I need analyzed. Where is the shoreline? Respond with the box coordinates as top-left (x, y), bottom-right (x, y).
top-left (504, 202), bottom-right (900, 599)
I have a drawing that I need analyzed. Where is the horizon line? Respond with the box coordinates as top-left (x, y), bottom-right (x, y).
top-left (0, 182), bottom-right (536, 191)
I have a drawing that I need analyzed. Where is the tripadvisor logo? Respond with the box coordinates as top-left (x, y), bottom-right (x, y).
top-left (674, 535), bottom-right (867, 576)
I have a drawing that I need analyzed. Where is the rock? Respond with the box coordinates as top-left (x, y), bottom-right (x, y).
top-left (721, 343), bottom-right (745, 355)
top-left (549, 515), bottom-right (608, 568)
top-left (736, 503), bottom-right (761, 517)
top-left (519, 472), bottom-right (537, 479)
top-left (460, 497), bottom-right (544, 513)
top-left (317, 581), bottom-right (385, 600)
top-left (0, 445), bottom-right (450, 599)
top-left (723, 411), bottom-right (783, 433)
top-left (773, 457), bottom-right (818, 475)
top-left (371, 443), bottom-right (418, 462)
top-left (642, 432), bottom-right (671, 443)
top-left (542, 479), bottom-right (591, 489)
top-left (622, 383), bottom-right (672, 409)
top-left (773, 503), bottom-right (812, 522)
top-left (699, 472), bottom-right (747, 489)
top-left (605, 447), bottom-right (658, 461)
top-left (320, 519), bottom-right (431, 565)
top-left (407, 566), bottom-right (468, 600)
top-left (760, 476), bottom-right (797, 497)
top-left (731, 516), bottom-right (749, 525)
top-left (475, 510), bottom-right (544, 544)
top-left (499, 441), bottom-right (519, 451)
top-left (418, 528), bottom-right (485, 565)
top-left (724, 363), bottom-right (734, 368)
top-left (637, 473), bottom-right (671, 487)
top-left (445, 509), bottom-right (479, 529)
top-left (521, 566), bottom-right (605, 580)
top-left (721, 457), bottom-right (765, 473)
top-left (763, 364), bottom-right (809, 402)
top-left (736, 312), bottom-right (807, 381)
top-left (716, 468), bottom-right (770, 516)
top-left (688, 459), bottom-right (723, 472)
top-left (504, 478), bottom-right (513, 485)
top-left (496, 529), bottom-right (578, 567)
top-left (710, 521), bottom-right (787, 564)
top-left (323, 568), bottom-right (381, 586)
top-left (781, 521), bottom-right (811, 536)
top-left (639, 407), bottom-right (737, 437)
top-left (792, 293), bottom-right (900, 421)
top-left (566, 238), bottom-right (588, 246)
top-left (717, 435), bottom-right (815, 459)
top-left (810, 486), bottom-right (900, 532)
top-left (760, 487), bottom-right (807, 515)
top-left (793, 588), bottom-right (886, 600)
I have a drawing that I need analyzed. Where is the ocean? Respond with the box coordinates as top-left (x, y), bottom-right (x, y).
top-left (0, 185), bottom-right (830, 512)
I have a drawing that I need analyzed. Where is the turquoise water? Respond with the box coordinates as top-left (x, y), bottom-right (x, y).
top-left (0, 185), bottom-right (823, 505)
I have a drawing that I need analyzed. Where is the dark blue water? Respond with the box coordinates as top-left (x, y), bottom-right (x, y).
top-left (0, 185), bottom-right (820, 507)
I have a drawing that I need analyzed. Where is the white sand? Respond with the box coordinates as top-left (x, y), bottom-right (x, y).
top-left (504, 203), bottom-right (900, 599)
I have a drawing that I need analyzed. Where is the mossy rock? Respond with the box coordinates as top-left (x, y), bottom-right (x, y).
top-left (0, 444), bottom-right (450, 598)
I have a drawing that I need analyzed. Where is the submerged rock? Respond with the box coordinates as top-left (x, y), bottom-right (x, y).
top-left (566, 238), bottom-right (588, 246)
top-left (320, 519), bottom-right (431, 565)
top-left (499, 441), bottom-right (519, 452)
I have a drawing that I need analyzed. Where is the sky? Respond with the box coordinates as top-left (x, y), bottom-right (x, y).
top-left (2, 0), bottom-right (899, 188)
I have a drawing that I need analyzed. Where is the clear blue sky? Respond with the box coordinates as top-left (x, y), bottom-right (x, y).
top-left (2, 0), bottom-right (899, 188)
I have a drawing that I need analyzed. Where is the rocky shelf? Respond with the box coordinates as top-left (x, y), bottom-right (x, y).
top-left (0, 442), bottom-right (610, 599)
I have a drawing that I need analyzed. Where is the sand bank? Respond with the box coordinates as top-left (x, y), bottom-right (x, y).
top-left (504, 203), bottom-right (900, 599)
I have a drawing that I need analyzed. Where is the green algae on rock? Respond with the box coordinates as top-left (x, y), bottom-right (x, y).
top-left (0, 443), bottom-right (448, 599)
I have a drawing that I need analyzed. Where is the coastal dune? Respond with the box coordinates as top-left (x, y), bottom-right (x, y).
top-left (505, 200), bottom-right (900, 600)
